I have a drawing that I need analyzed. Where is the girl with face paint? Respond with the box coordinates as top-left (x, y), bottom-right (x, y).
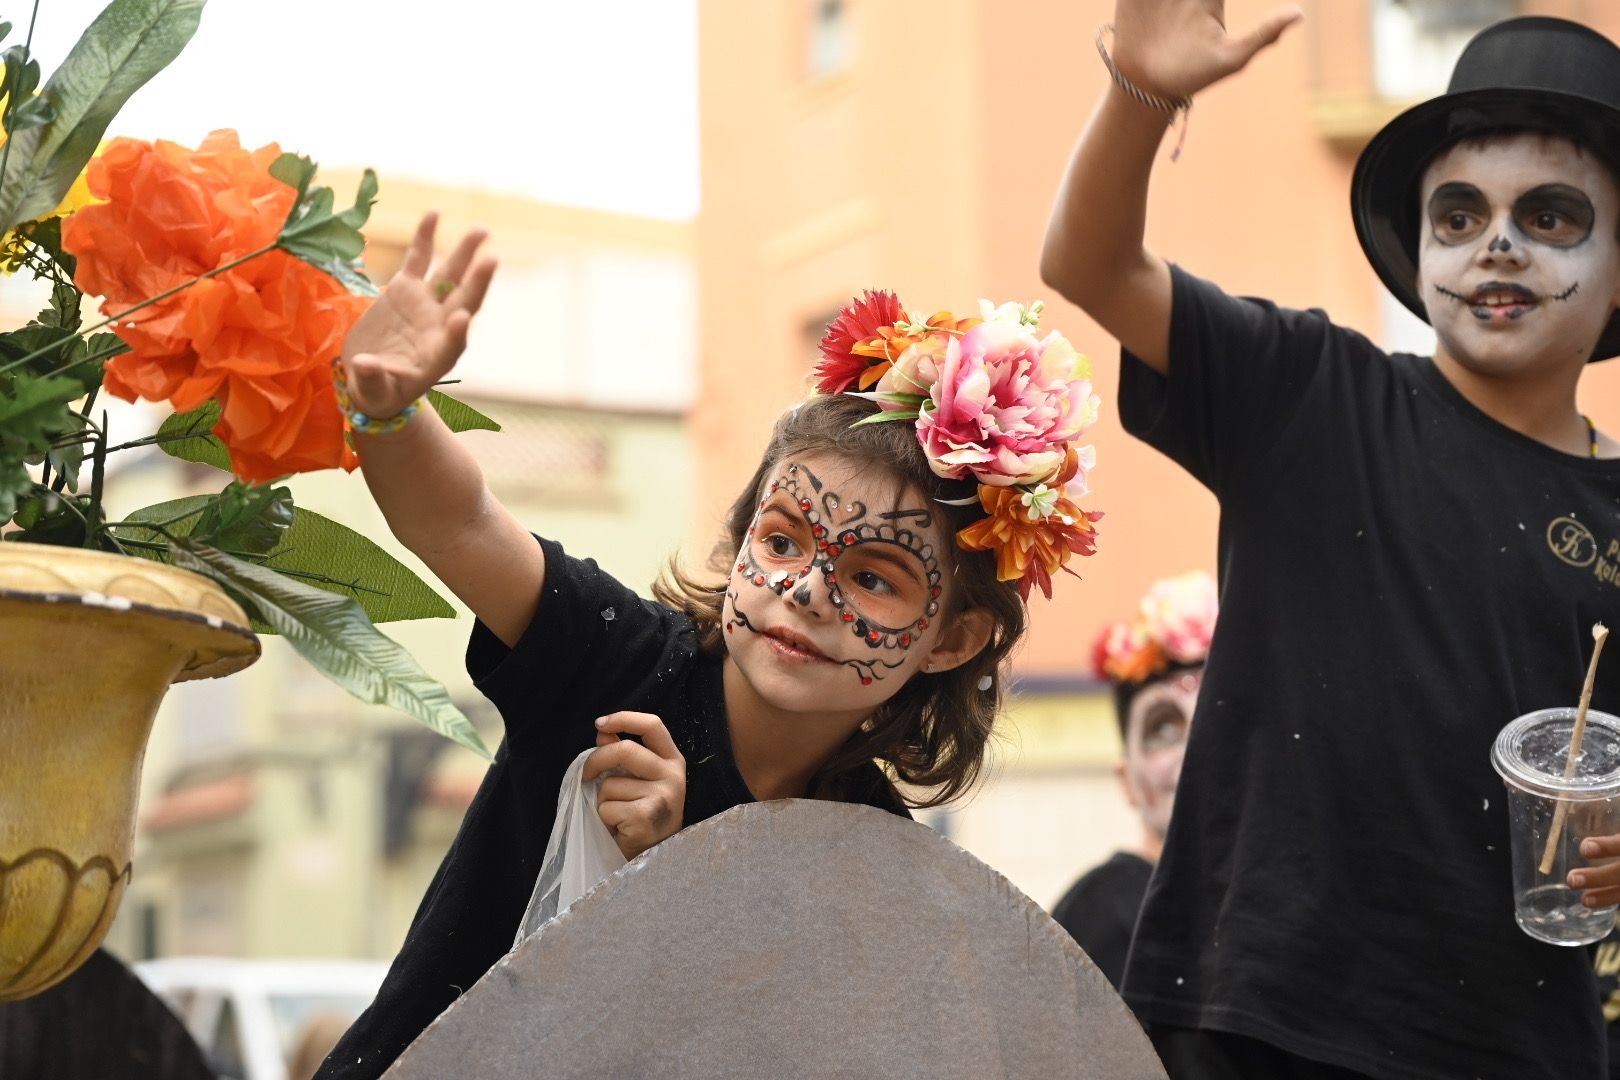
top-left (1051, 571), bottom-right (1216, 992)
top-left (307, 225), bottom-right (1103, 1080)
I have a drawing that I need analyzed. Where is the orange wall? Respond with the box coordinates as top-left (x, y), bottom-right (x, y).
top-left (696, 0), bottom-right (1620, 678)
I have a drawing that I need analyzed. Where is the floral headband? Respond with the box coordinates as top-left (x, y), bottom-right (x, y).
top-left (1092, 571), bottom-right (1218, 684)
top-left (812, 290), bottom-right (1102, 600)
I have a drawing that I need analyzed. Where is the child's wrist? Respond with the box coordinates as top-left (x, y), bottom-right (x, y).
top-left (332, 357), bottom-right (427, 437)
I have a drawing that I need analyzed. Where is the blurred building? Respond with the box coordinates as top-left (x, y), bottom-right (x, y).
top-left (694, 0), bottom-right (1620, 905)
top-left (0, 180), bottom-right (698, 962)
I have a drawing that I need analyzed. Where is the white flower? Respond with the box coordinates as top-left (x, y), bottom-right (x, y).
top-left (977, 298), bottom-right (1045, 328)
top-left (1020, 484), bottom-right (1060, 521)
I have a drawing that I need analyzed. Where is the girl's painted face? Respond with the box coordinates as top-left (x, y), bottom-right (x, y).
top-left (1417, 134), bottom-right (1620, 375)
top-left (721, 453), bottom-right (958, 714)
top-left (1119, 668), bottom-right (1199, 840)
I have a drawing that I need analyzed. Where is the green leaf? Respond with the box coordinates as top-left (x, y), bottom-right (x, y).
top-left (1, 44), bottom-right (47, 135)
top-left (114, 496), bottom-right (456, 624)
top-left (153, 400), bottom-right (232, 471)
top-left (277, 167), bottom-right (380, 298)
top-left (0, 370), bottom-right (82, 450)
top-left (0, 446), bottom-right (30, 520)
top-left (0, 0), bottom-right (206, 232)
top-left (190, 481), bottom-right (293, 555)
top-left (8, 490), bottom-right (92, 546)
top-left (427, 390), bottom-right (500, 433)
top-left (851, 408), bottom-right (918, 426)
top-left (44, 432), bottom-right (85, 491)
top-left (167, 540), bottom-right (489, 760)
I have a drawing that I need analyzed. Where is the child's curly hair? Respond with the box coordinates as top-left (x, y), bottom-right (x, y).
top-left (654, 393), bottom-right (1026, 808)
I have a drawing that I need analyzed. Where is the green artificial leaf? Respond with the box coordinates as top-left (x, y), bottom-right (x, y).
top-left (0, 370), bottom-right (82, 450)
top-left (153, 400), bottom-right (232, 471)
top-left (167, 540), bottom-right (489, 760)
top-left (189, 481), bottom-right (293, 555)
top-left (428, 390), bottom-right (500, 433)
top-left (0, 0), bottom-right (206, 232)
top-left (277, 167), bottom-right (380, 297)
top-left (0, 44), bottom-right (48, 135)
top-left (851, 408), bottom-right (919, 426)
top-left (8, 489), bottom-right (92, 546)
top-left (114, 496), bottom-right (456, 624)
top-left (43, 431), bottom-right (86, 490)
top-left (0, 445), bottom-right (30, 520)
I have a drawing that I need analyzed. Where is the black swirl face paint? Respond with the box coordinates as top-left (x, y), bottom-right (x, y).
top-left (724, 461), bottom-right (944, 686)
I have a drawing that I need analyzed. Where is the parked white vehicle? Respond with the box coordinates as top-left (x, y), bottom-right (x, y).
top-left (134, 957), bottom-right (387, 1080)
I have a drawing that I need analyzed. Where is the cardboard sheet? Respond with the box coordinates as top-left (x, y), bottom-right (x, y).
top-left (386, 799), bottom-right (1166, 1079)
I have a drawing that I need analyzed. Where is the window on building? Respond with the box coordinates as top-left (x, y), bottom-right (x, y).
top-left (807, 0), bottom-right (851, 81)
top-left (1371, 0), bottom-right (1517, 100)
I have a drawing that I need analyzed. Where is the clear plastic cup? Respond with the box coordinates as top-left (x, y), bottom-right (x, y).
top-left (1492, 707), bottom-right (1620, 946)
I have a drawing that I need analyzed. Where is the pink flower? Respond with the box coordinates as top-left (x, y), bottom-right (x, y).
top-left (1139, 570), bottom-right (1219, 664)
top-left (914, 319), bottom-right (1099, 486)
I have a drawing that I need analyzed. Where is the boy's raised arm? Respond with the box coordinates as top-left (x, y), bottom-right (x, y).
top-left (342, 213), bottom-right (544, 649)
top-left (1039, 0), bottom-right (1301, 375)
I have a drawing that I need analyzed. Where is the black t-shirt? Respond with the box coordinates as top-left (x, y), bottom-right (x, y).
top-left (1119, 266), bottom-right (1620, 1080)
top-left (314, 537), bottom-right (906, 1080)
top-left (1051, 850), bottom-right (1155, 989)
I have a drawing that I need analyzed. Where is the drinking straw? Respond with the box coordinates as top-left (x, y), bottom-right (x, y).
top-left (1539, 622), bottom-right (1611, 875)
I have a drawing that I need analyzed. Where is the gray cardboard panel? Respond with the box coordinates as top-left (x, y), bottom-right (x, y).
top-left (386, 799), bottom-right (1166, 1079)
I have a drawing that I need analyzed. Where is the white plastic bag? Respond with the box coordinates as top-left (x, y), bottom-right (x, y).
top-left (514, 747), bottom-right (628, 946)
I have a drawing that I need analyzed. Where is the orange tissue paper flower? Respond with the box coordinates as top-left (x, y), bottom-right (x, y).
top-left (61, 129), bottom-right (372, 483)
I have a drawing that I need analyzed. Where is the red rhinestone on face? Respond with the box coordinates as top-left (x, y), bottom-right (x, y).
top-left (841, 611), bottom-right (855, 623)
top-left (861, 676), bottom-right (873, 686)
top-left (842, 532), bottom-right (857, 546)
top-left (726, 625), bottom-right (734, 633)
top-left (899, 634), bottom-right (911, 646)
top-left (753, 575), bottom-right (765, 586)
top-left (827, 545), bottom-right (842, 557)
top-left (867, 631), bottom-right (880, 643)
top-left (813, 525), bottom-right (826, 537)
top-left (736, 563), bottom-right (746, 573)
top-left (799, 499), bottom-right (812, 511)
top-left (917, 618), bottom-right (929, 630)
top-left (930, 586), bottom-right (942, 597)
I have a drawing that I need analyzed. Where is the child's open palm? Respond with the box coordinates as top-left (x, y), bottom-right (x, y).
top-left (1110, 0), bottom-right (1302, 101)
top-left (340, 211), bottom-right (498, 421)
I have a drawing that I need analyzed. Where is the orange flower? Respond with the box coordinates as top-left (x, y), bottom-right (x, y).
top-left (956, 448), bottom-right (1102, 600)
top-left (61, 130), bottom-right (371, 483)
top-left (851, 311), bottom-right (980, 390)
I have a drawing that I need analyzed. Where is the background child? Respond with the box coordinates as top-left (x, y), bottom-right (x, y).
top-left (312, 222), bottom-right (1101, 1079)
top-left (1043, 5), bottom-right (1620, 1078)
top-left (1053, 570), bottom-right (1216, 990)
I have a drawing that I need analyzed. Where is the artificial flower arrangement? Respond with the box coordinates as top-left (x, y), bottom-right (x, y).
top-left (1092, 570), bottom-right (1218, 684)
top-left (0, 0), bottom-right (488, 757)
top-left (813, 289), bottom-right (1102, 599)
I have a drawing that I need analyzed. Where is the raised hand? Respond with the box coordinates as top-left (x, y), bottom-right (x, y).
top-left (339, 211), bottom-right (499, 422)
top-left (1109, 0), bottom-right (1303, 102)
top-left (585, 711), bottom-right (688, 860)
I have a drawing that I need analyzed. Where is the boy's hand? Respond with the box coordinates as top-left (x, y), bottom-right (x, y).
top-left (585, 711), bottom-right (688, 860)
top-left (340, 211), bottom-right (498, 421)
top-left (1568, 835), bottom-right (1620, 908)
top-left (1110, 0), bottom-right (1303, 101)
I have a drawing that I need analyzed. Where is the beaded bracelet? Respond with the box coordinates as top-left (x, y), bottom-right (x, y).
top-left (1096, 23), bottom-right (1193, 161)
top-left (331, 358), bottom-right (425, 436)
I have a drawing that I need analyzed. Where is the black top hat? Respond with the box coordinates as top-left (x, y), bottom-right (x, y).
top-left (1350, 17), bottom-right (1620, 361)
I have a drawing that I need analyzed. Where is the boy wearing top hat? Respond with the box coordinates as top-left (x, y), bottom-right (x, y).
top-left (1043, 4), bottom-right (1620, 1078)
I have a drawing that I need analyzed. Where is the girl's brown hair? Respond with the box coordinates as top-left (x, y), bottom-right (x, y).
top-left (653, 393), bottom-right (1026, 808)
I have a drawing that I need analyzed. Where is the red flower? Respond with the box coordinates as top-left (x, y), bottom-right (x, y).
top-left (812, 289), bottom-right (905, 394)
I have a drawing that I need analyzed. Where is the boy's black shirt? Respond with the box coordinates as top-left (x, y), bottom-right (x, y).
top-left (312, 537), bottom-right (905, 1080)
top-left (1051, 850), bottom-right (1155, 989)
top-left (1120, 266), bottom-right (1620, 1079)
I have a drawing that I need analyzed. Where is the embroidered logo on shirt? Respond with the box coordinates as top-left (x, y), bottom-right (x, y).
top-left (1548, 516), bottom-right (1600, 569)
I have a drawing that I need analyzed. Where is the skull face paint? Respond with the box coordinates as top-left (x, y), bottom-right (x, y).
top-left (724, 458), bottom-right (946, 690)
top-left (1417, 133), bottom-right (1620, 373)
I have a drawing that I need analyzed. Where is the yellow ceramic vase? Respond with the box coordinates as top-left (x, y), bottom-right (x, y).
top-left (0, 541), bottom-right (259, 1001)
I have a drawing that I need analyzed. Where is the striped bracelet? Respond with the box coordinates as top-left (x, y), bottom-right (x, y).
top-left (332, 358), bottom-right (425, 436)
top-left (1096, 24), bottom-right (1193, 161)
